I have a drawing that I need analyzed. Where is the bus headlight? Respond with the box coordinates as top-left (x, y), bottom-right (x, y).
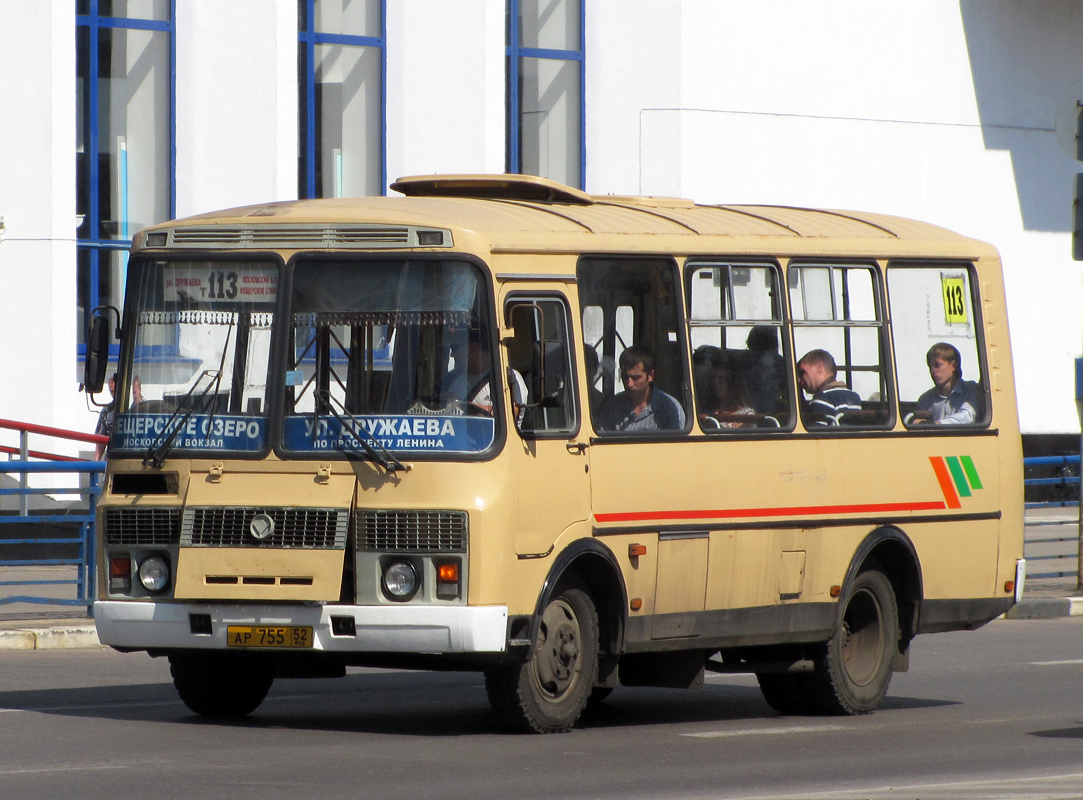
top-left (382, 560), bottom-right (419, 601)
top-left (138, 554), bottom-right (170, 593)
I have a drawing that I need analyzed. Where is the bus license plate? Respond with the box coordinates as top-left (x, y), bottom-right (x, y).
top-left (226, 625), bottom-right (313, 648)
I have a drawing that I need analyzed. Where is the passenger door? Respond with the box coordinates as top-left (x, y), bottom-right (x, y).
top-left (502, 292), bottom-right (592, 556)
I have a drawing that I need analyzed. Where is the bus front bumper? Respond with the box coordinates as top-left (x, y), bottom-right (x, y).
top-left (94, 601), bottom-right (509, 654)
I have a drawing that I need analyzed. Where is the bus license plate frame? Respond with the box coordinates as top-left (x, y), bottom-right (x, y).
top-left (226, 625), bottom-right (314, 649)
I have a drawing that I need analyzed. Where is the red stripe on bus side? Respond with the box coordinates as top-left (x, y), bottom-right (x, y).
top-left (929, 456), bottom-right (962, 509)
top-left (594, 499), bottom-right (947, 524)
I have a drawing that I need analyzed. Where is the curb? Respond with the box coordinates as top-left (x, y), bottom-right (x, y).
top-left (1005, 597), bottom-right (1083, 620)
top-left (0, 625), bottom-right (100, 650)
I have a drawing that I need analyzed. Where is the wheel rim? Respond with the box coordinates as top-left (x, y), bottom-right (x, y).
top-left (531, 598), bottom-right (582, 702)
top-left (840, 586), bottom-right (885, 687)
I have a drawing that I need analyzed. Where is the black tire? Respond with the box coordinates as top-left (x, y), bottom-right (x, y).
top-left (169, 652), bottom-right (275, 718)
top-left (804, 568), bottom-right (899, 715)
top-left (756, 672), bottom-right (813, 715)
top-left (485, 586), bottom-right (599, 733)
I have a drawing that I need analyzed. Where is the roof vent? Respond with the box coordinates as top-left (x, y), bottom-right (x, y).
top-left (390, 174), bottom-right (594, 205)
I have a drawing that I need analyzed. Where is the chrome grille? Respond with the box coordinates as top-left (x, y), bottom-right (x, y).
top-left (103, 508), bottom-right (181, 546)
top-left (181, 508), bottom-right (348, 549)
top-left (358, 510), bottom-right (468, 553)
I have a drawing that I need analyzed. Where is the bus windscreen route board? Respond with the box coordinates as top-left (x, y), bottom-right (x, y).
top-left (113, 413), bottom-right (267, 452)
top-left (164, 265), bottom-right (278, 304)
top-left (282, 415), bottom-right (495, 454)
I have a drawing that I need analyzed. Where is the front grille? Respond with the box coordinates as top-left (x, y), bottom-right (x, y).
top-left (103, 507), bottom-right (181, 546)
top-left (358, 510), bottom-right (468, 553)
top-left (181, 508), bottom-right (348, 549)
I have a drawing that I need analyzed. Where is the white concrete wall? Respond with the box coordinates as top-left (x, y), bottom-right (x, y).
top-left (385, 0), bottom-right (505, 184)
top-left (0, 1), bottom-right (80, 445)
top-left (175, 0), bottom-right (298, 217)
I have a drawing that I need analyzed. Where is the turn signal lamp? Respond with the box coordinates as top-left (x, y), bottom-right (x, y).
top-left (1004, 580), bottom-right (1015, 594)
top-left (109, 555), bottom-right (131, 593)
top-left (628, 543), bottom-right (647, 558)
top-left (436, 561), bottom-right (461, 600)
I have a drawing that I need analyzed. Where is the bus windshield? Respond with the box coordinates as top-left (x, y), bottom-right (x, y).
top-left (281, 258), bottom-right (498, 457)
top-left (112, 259), bottom-right (278, 458)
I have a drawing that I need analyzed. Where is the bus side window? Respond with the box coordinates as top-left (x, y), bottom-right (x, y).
top-left (887, 265), bottom-right (988, 428)
top-left (687, 262), bottom-right (789, 432)
top-left (505, 296), bottom-right (577, 435)
top-left (790, 264), bottom-right (891, 429)
top-left (577, 257), bottom-right (690, 435)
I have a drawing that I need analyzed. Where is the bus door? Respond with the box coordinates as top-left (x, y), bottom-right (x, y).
top-left (502, 292), bottom-right (591, 556)
top-left (577, 257), bottom-right (703, 634)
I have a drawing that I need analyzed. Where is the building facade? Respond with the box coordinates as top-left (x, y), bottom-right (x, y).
top-left (1, 0), bottom-right (1081, 448)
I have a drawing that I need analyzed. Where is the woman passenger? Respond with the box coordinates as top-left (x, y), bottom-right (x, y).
top-left (698, 348), bottom-right (755, 428)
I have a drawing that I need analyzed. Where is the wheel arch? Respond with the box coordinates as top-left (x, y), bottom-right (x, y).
top-left (839, 525), bottom-right (923, 643)
top-left (530, 538), bottom-right (628, 663)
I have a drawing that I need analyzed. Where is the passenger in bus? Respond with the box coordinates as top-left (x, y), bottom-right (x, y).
top-left (442, 326), bottom-right (526, 416)
top-left (596, 345), bottom-right (685, 432)
top-left (797, 349), bottom-right (861, 426)
top-left (442, 328), bottom-right (498, 413)
top-left (743, 326), bottom-right (786, 413)
top-left (914, 342), bottom-right (983, 425)
top-left (694, 346), bottom-right (755, 428)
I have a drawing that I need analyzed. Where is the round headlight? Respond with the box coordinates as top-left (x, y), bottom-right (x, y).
top-left (138, 554), bottom-right (170, 593)
top-left (382, 561), bottom-right (419, 601)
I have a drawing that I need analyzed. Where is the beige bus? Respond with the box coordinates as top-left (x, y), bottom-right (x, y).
top-left (85, 174), bottom-right (1024, 733)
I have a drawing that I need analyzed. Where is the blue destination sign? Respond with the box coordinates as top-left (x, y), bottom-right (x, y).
top-left (113, 413), bottom-right (267, 452)
top-left (283, 415), bottom-right (494, 454)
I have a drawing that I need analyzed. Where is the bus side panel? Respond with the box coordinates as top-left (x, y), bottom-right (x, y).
top-left (590, 431), bottom-right (1012, 650)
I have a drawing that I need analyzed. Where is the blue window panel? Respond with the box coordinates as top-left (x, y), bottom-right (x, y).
top-left (299, 0), bottom-right (387, 199)
top-left (507, 0), bottom-right (585, 189)
top-left (77, 0), bottom-right (176, 355)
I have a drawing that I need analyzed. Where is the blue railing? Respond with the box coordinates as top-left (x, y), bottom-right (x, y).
top-left (0, 461), bottom-right (105, 614)
top-left (1023, 454), bottom-right (1080, 510)
top-left (1023, 454), bottom-right (1080, 581)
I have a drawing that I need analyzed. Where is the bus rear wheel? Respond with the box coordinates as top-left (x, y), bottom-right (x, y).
top-left (805, 568), bottom-right (899, 715)
top-left (485, 586), bottom-right (599, 733)
top-left (169, 652), bottom-right (275, 718)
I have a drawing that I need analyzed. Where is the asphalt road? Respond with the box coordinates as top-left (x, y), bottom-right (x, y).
top-left (0, 618), bottom-right (1082, 800)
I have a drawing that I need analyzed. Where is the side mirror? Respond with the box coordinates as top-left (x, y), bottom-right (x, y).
top-left (83, 315), bottom-right (110, 394)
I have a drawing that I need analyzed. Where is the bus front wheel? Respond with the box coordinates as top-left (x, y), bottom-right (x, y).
top-left (806, 568), bottom-right (899, 715)
top-left (485, 586), bottom-right (599, 733)
top-left (169, 652), bottom-right (274, 718)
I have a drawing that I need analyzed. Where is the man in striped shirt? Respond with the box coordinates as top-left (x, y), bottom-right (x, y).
top-left (797, 349), bottom-right (861, 427)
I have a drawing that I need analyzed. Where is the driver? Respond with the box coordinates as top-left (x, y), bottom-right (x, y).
top-left (441, 327), bottom-right (525, 415)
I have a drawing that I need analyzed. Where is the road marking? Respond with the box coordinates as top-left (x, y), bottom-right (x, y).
top-left (726, 771), bottom-right (1083, 800)
top-left (0, 700), bottom-right (181, 714)
top-left (0, 765), bottom-right (129, 776)
top-left (1028, 659), bottom-right (1083, 666)
top-left (682, 724), bottom-right (846, 738)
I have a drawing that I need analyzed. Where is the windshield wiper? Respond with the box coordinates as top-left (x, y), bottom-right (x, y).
top-left (142, 370), bottom-right (221, 468)
top-left (316, 390), bottom-right (410, 475)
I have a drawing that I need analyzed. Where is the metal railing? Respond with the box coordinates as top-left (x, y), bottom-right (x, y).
top-left (0, 419), bottom-right (107, 615)
top-left (1023, 454), bottom-right (1081, 586)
